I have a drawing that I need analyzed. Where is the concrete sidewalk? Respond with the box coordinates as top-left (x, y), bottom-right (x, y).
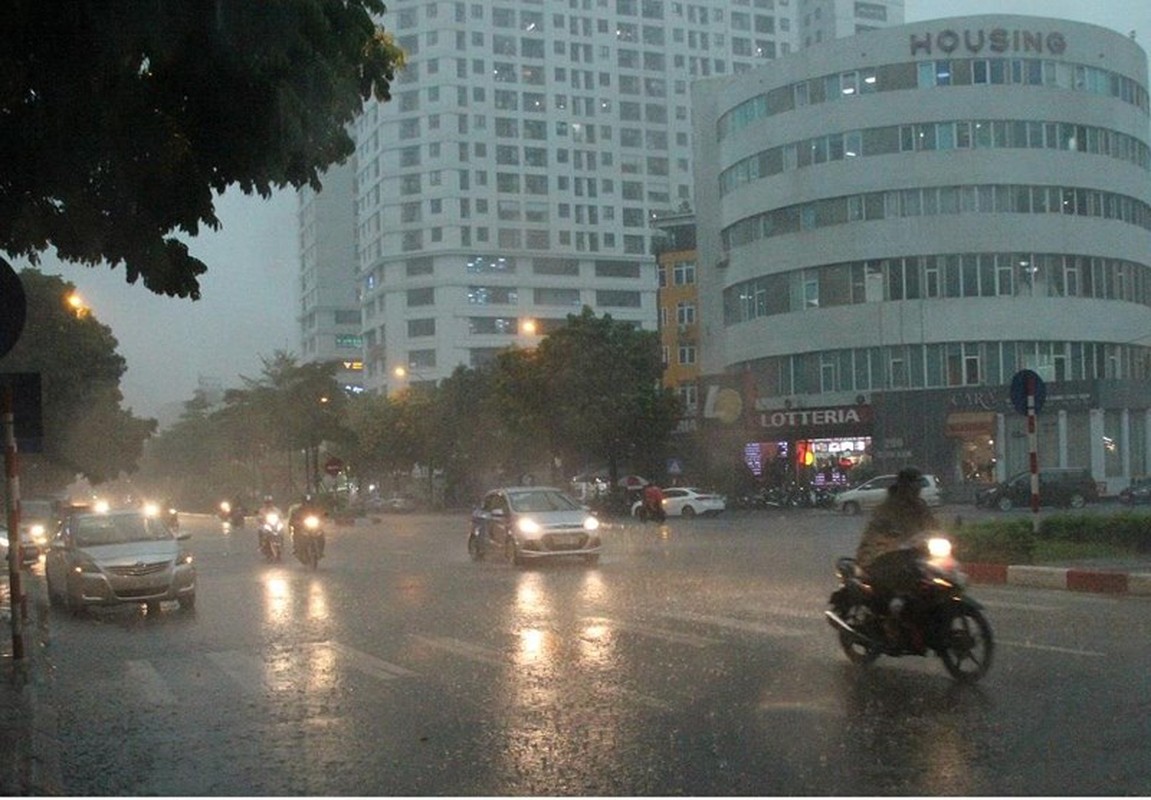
top-left (1, 576), bottom-right (60, 796)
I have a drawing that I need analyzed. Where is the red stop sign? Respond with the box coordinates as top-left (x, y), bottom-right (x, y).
top-left (323, 457), bottom-right (344, 477)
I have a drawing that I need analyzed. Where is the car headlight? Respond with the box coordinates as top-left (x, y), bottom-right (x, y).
top-left (29, 524), bottom-right (46, 543)
top-left (517, 517), bottom-right (542, 535)
top-left (143, 502), bottom-right (160, 517)
top-left (583, 516), bottom-right (600, 532)
top-left (178, 552), bottom-right (194, 566)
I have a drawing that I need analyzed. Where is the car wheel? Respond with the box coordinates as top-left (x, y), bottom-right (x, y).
top-left (681, 505), bottom-right (696, 518)
top-left (178, 593), bottom-right (196, 611)
top-left (996, 496), bottom-right (1013, 512)
top-left (1068, 492), bottom-right (1086, 509)
top-left (842, 501), bottom-right (861, 515)
top-left (467, 532), bottom-right (485, 562)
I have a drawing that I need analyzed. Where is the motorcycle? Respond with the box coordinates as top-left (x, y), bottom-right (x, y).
top-left (257, 512), bottom-right (285, 562)
top-left (293, 513), bottom-right (326, 570)
top-left (220, 500), bottom-right (245, 531)
top-left (824, 534), bottom-right (994, 683)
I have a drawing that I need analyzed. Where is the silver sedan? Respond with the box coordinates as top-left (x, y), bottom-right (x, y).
top-left (45, 508), bottom-right (196, 613)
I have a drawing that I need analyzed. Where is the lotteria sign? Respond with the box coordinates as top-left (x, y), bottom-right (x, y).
top-left (758, 405), bottom-right (873, 431)
top-left (910, 28), bottom-right (1067, 57)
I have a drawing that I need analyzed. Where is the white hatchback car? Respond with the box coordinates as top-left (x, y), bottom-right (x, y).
top-left (836, 474), bottom-right (942, 514)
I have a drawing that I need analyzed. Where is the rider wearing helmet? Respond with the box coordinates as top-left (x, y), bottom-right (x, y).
top-left (855, 467), bottom-right (937, 593)
top-left (257, 495), bottom-right (282, 551)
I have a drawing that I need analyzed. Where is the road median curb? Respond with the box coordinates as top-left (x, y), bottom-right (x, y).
top-left (968, 562), bottom-right (1151, 596)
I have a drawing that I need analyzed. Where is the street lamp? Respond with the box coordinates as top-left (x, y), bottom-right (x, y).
top-left (65, 291), bottom-right (89, 318)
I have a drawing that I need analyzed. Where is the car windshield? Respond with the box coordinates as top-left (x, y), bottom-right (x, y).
top-left (74, 514), bottom-right (173, 547)
top-left (507, 490), bottom-right (582, 513)
top-left (22, 500), bottom-right (55, 519)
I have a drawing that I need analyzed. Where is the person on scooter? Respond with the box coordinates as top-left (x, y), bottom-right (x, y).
top-left (642, 483), bottom-right (666, 522)
top-left (289, 493), bottom-right (326, 558)
top-left (855, 467), bottom-right (937, 643)
top-left (256, 495), bottom-right (282, 553)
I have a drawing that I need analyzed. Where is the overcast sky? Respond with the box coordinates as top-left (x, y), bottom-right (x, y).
top-left (27, 0), bottom-right (1151, 422)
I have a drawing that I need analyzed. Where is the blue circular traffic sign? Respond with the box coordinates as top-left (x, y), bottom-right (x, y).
top-left (1010, 369), bottom-right (1046, 415)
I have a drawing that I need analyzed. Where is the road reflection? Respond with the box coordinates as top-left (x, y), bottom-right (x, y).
top-left (495, 566), bottom-right (631, 787)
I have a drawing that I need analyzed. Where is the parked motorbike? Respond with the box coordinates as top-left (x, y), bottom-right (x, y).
top-left (824, 534), bottom-right (994, 683)
top-left (293, 513), bottom-right (326, 570)
top-left (257, 512), bottom-right (285, 562)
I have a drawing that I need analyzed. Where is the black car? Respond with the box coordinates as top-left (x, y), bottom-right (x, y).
top-left (1118, 477), bottom-right (1151, 505)
top-left (975, 468), bottom-right (1099, 511)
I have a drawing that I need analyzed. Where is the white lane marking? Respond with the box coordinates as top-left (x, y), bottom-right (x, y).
top-left (316, 640), bottom-right (418, 680)
top-left (662, 611), bottom-right (805, 637)
top-left (998, 639), bottom-right (1106, 657)
top-left (124, 660), bottom-right (178, 706)
top-left (583, 616), bottom-right (721, 648)
top-left (978, 600), bottom-right (1060, 612)
top-left (410, 634), bottom-right (506, 666)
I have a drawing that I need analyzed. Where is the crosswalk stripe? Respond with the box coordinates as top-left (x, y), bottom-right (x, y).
top-left (582, 616), bottom-right (720, 648)
top-left (410, 634), bottom-right (505, 666)
top-left (662, 610), bottom-right (806, 638)
top-left (315, 640), bottom-right (418, 680)
top-left (125, 660), bottom-right (178, 705)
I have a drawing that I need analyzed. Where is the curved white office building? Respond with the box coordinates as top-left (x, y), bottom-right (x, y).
top-left (693, 15), bottom-right (1151, 495)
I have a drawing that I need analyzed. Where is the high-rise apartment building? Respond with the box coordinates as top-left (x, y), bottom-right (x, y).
top-left (295, 0), bottom-right (906, 397)
top-left (332, 0), bottom-right (901, 395)
top-left (297, 161), bottom-right (364, 393)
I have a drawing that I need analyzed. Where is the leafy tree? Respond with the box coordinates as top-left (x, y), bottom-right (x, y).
top-left (1, 269), bottom-right (155, 492)
top-left (0, 0), bottom-right (403, 298)
top-left (535, 308), bottom-right (680, 490)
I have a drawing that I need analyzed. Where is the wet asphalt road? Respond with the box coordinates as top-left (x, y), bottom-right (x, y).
top-left (30, 510), bottom-right (1151, 795)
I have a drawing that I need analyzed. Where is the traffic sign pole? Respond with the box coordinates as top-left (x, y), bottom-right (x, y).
top-left (1027, 372), bottom-right (1040, 530)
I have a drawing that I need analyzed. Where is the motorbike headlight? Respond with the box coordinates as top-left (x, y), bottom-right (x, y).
top-left (583, 516), bottom-right (600, 532)
top-left (220, 501), bottom-right (231, 513)
top-left (926, 537), bottom-right (953, 559)
top-left (29, 524), bottom-right (46, 543)
top-left (303, 515), bottom-right (321, 530)
top-left (265, 513), bottom-right (280, 525)
top-left (517, 517), bottom-right (542, 535)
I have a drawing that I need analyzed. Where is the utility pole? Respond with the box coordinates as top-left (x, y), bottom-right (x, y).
top-left (2, 385), bottom-right (26, 661)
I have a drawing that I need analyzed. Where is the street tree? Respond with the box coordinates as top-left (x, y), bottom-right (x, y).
top-left (0, 0), bottom-right (403, 298)
top-left (535, 308), bottom-right (680, 491)
top-left (0, 269), bottom-right (155, 492)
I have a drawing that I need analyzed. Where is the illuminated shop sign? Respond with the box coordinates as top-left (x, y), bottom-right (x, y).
top-left (910, 29), bottom-right (1067, 57)
top-left (758, 405), bottom-right (872, 430)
